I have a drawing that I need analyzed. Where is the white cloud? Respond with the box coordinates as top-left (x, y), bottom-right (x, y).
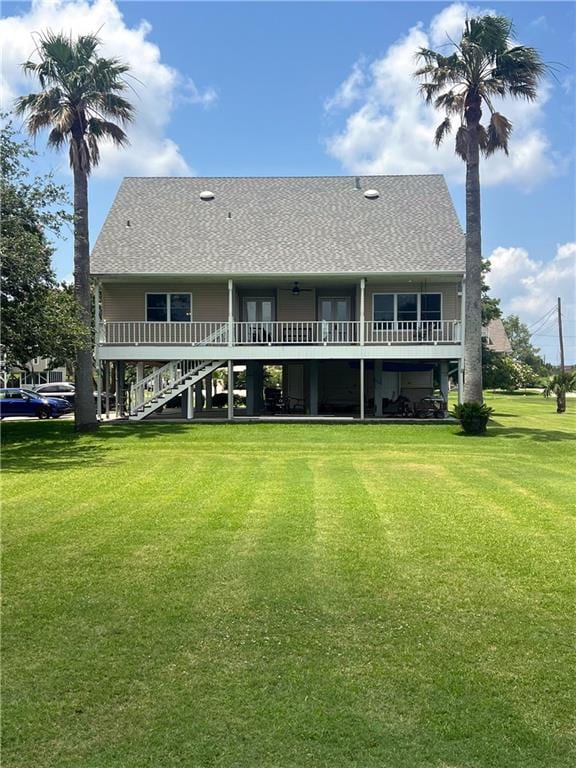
top-left (529, 15), bottom-right (548, 32)
top-left (0, 0), bottom-right (215, 177)
top-left (325, 2), bottom-right (558, 188)
top-left (487, 242), bottom-right (576, 359)
top-left (180, 78), bottom-right (218, 109)
top-left (429, 2), bottom-right (485, 47)
top-left (325, 58), bottom-right (366, 112)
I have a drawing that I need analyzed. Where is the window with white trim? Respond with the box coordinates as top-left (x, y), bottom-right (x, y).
top-left (397, 293), bottom-right (418, 322)
top-left (146, 293), bottom-right (192, 322)
top-left (373, 293), bottom-right (442, 322)
top-left (373, 294), bottom-right (394, 322)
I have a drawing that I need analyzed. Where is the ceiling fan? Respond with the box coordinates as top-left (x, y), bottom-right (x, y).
top-left (280, 281), bottom-right (314, 296)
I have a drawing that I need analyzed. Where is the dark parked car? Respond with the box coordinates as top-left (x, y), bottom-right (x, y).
top-left (0, 388), bottom-right (73, 419)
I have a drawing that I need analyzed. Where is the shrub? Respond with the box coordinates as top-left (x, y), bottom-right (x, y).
top-left (452, 402), bottom-right (494, 434)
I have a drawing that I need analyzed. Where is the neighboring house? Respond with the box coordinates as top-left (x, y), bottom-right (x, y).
top-left (0, 355), bottom-right (68, 388)
top-left (482, 318), bottom-right (512, 354)
top-left (91, 175), bottom-right (465, 420)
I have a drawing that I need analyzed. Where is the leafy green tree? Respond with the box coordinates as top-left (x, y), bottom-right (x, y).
top-left (481, 259), bottom-right (502, 324)
top-left (16, 31), bottom-right (134, 431)
top-left (503, 314), bottom-right (547, 374)
top-left (264, 366), bottom-right (283, 389)
top-left (483, 351), bottom-right (540, 391)
top-left (415, 15), bottom-right (546, 404)
top-left (1, 116), bottom-right (86, 372)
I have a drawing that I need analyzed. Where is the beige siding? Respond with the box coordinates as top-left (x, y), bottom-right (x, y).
top-left (101, 280), bottom-right (461, 322)
top-left (101, 283), bottom-right (228, 322)
top-left (277, 290), bottom-right (315, 321)
top-left (366, 282), bottom-right (460, 321)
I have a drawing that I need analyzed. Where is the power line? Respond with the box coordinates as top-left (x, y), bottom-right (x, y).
top-left (529, 311), bottom-right (557, 335)
top-left (530, 317), bottom-right (557, 338)
top-left (526, 306), bottom-right (556, 330)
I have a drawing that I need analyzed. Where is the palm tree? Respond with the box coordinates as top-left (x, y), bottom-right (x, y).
top-left (15, 31), bottom-right (134, 431)
top-left (415, 15), bottom-right (546, 404)
top-left (543, 372), bottom-right (575, 414)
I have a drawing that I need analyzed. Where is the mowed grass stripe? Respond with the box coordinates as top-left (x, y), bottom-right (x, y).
top-left (3, 457), bottom-right (267, 768)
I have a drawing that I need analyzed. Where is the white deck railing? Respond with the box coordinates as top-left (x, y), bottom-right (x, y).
top-left (102, 320), bottom-right (461, 346)
top-left (364, 320), bottom-right (461, 344)
top-left (102, 321), bottom-right (228, 345)
top-left (234, 321), bottom-right (359, 345)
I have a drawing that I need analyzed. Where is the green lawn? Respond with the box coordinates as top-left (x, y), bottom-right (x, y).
top-left (2, 393), bottom-right (575, 767)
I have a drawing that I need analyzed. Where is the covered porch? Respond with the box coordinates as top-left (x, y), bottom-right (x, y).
top-left (99, 358), bottom-right (460, 422)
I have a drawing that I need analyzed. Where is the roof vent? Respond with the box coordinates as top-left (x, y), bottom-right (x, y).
top-left (199, 190), bottom-right (215, 201)
top-left (354, 176), bottom-right (361, 190)
top-left (364, 189), bottom-right (380, 200)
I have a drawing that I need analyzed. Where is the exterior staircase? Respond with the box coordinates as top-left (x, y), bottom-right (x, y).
top-left (129, 359), bottom-right (224, 421)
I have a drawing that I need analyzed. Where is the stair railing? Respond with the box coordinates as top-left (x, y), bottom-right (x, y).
top-left (193, 323), bottom-right (229, 346)
top-left (130, 359), bottom-right (203, 415)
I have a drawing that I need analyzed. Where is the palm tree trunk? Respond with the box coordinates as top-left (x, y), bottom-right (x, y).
top-left (73, 155), bottom-right (98, 432)
top-left (463, 106), bottom-right (484, 404)
top-left (557, 390), bottom-right (566, 413)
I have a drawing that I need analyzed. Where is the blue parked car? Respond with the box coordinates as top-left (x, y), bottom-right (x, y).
top-left (0, 388), bottom-right (73, 419)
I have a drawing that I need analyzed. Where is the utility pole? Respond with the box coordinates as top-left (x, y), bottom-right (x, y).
top-left (557, 297), bottom-right (565, 373)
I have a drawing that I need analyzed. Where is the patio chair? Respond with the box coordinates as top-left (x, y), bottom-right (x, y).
top-left (264, 387), bottom-right (284, 414)
top-left (413, 396), bottom-right (447, 419)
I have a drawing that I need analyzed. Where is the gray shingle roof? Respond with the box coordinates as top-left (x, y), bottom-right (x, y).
top-left (91, 175), bottom-right (464, 276)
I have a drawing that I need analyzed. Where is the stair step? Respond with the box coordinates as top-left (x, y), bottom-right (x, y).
top-left (131, 360), bottom-right (223, 419)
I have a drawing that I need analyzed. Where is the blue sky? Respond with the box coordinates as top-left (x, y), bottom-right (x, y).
top-left (1, 0), bottom-right (575, 362)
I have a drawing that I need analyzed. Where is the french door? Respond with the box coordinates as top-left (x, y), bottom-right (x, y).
top-left (318, 297), bottom-right (353, 342)
top-left (243, 297), bottom-right (274, 342)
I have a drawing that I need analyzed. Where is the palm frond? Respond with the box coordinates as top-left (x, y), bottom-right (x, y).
top-left (22, 109), bottom-right (53, 136)
top-left (75, 33), bottom-right (100, 63)
top-left (455, 125), bottom-right (468, 160)
top-left (434, 90), bottom-right (465, 115)
top-left (87, 132), bottom-right (100, 167)
top-left (419, 81), bottom-right (443, 104)
top-left (93, 92), bottom-right (134, 123)
top-left (47, 127), bottom-right (67, 151)
top-left (87, 117), bottom-right (129, 147)
top-left (464, 15), bottom-right (512, 57)
top-left (486, 112), bottom-right (512, 155)
top-left (493, 45), bottom-right (546, 101)
top-left (69, 136), bottom-right (91, 174)
top-left (434, 117), bottom-right (452, 147)
top-left (13, 92), bottom-right (40, 116)
top-left (415, 47), bottom-right (442, 66)
top-left (21, 59), bottom-right (43, 77)
top-left (477, 123), bottom-right (489, 153)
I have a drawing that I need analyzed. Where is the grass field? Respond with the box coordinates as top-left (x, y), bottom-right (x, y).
top-left (2, 393), bottom-right (575, 767)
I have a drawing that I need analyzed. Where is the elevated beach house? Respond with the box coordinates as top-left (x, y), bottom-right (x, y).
top-left (91, 175), bottom-right (465, 420)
